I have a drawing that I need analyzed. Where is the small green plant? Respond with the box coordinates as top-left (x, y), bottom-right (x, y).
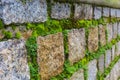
top-left (26, 36), bottom-right (40, 80)
top-left (3, 31), bottom-right (12, 39)
top-left (15, 32), bottom-right (21, 39)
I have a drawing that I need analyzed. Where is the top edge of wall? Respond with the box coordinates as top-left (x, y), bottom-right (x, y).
top-left (54, 0), bottom-right (120, 9)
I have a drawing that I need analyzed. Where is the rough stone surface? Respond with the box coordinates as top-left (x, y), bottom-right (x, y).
top-left (37, 33), bottom-right (64, 80)
top-left (113, 23), bottom-right (118, 39)
top-left (1, 0), bottom-right (47, 25)
top-left (98, 54), bottom-right (104, 73)
top-left (0, 39), bottom-right (30, 80)
top-left (111, 8), bottom-right (117, 17)
top-left (116, 9), bottom-right (120, 17)
top-left (116, 41), bottom-right (120, 56)
top-left (70, 69), bottom-right (84, 80)
top-left (118, 22), bottom-right (120, 36)
top-left (94, 7), bottom-right (102, 19)
top-left (103, 7), bottom-right (110, 17)
top-left (74, 4), bottom-right (93, 20)
top-left (99, 25), bottom-right (106, 46)
top-left (68, 29), bottom-right (86, 64)
top-left (88, 60), bottom-right (97, 80)
top-left (107, 23), bottom-right (113, 42)
top-left (105, 49), bottom-right (111, 68)
top-left (51, 3), bottom-right (71, 19)
top-left (112, 45), bottom-right (115, 61)
top-left (88, 27), bottom-right (98, 52)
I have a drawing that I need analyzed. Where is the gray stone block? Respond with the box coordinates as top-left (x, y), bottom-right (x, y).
top-left (113, 23), bottom-right (118, 39)
top-left (107, 23), bottom-right (113, 42)
top-left (70, 69), bottom-right (84, 80)
top-left (88, 60), bottom-right (97, 80)
top-left (98, 54), bottom-right (104, 73)
top-left (118, 22), bottom-right (120, 36)
top-left (103, 7), bottom-right (110, 17)
top-left (105, 49), bottom-right (112, 68)
top-left (74, 4), bottom-right (93, 20)
top-left (51, 2), bottom-right (71, 19)
top-left (94, 7), bottom-right (102, 19)
top-left (1, 0), bottom-right (47, 25)
top-left (111, 8), bottom-right (117, 17)
top-left (116, 9), bottom-right (120, 17)
top-left (116, 41), bottom-right (120, 56)
top-left (0, 39), bottom-right (30, 80)
top-left (68, 28), bottom-right (86, 64)
top-left (111, 45), bottom-right (115, 61)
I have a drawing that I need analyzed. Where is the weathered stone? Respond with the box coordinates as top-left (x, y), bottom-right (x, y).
top-left (113, 23), bottom-right (118, 39)
top-left (74, 4), bottom-right (93, 20)
top-left (68, 29), bottom-right (86, 64)
top-left (37, 33), bottom-right (64, 80)
top-left (88, 60), bottom-right (97, 80)
top-left (111, 8), bottom-right (117, 17)
top-left (70, 69), bottom-right (84, 80)
top-left (88, 27), bottom-right (98, 52)
top-left (99, 25), bottom-right (106, 46)
top-left (107, 23), bottom-right (113, 42)
top-left (51, 3), bottom-right (71, 19)
top-left (98, 54), bottom-right (104, 73)
top-left (105, 49), bottom-right (112, 68)
top-left (103, 7), bottom-right (110, 17)
top-left (116, 41), bottom-right (120, 56)
top-left (118, 22), bottom-right (120, 36)
top-left (116, 9), bottom-right (120, 17)
top-left (94, 7), bottom-right (102, 19)
top-left (0, 39), bottom-right (30, 80)
top-left (1, 0), bottom-right (47, 25)
top-left (111, 45), bottom-right (115, 60)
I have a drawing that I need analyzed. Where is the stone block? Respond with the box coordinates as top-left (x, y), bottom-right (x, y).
top-left (94, 7), bottom-right (102, 19)
top-left (116, 41), bottom-right (120, 56)
top-left (110, 8), bottom-right (117, 17)
top-left (51, 2), bottom-right (71, 19)
top-left (70, 69), bottom-right (84, 80)
top-left (113, 23), bottom-right (118, 39)
top-left (88, 60), bottom-right (97, 80)
top-left (98, 54), bottom-right (104, 73)
top-left (74, 4), bottom-right (93, 20)
top-left (0, 39), bottom-right (30, 80)
top-left (105, 49), bottom-right (111, 68)
top-left (37, 33), bottom-right (64, 80)
top-left (107, 23), bottom-right (113, 42)
top-left (111, 45), bottom-right (115, 61)
top-left (68, 29), bottom-right (86, 64)
top-left (118, 22), bottom-right (120, 36)
top-left (99, 25), bottom-right (106, 46)
top-left (116, 9), bottom-right (120, 17)
top-left (88, 27), bottom-right (98, 52)
top-left (103, 7), bottom-right (110, 17)
top-left (1, 0), bottom-right (47, 25)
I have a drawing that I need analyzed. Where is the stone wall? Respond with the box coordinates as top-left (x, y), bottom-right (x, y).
top-left (0, 0), bottom-right (120, 80)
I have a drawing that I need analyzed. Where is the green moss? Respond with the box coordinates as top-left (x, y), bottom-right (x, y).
top-left (26, 36), bottom-right (40, 80)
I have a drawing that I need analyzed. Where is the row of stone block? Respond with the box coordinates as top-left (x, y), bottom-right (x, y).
top-left (104, 59), bottom-right (120, 80)
top-left (1, 0), bottom-right (120, 25)
top-left (0, 31), bottom-right (120, 80)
